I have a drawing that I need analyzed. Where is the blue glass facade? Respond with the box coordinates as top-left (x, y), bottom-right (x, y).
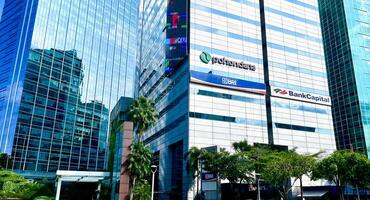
top-left (0, 0), bottom-right (38, 156)
top-left (0, 0), bottom-right (139, 172)
top-left (0, 0), bottom-right (4, 21)
top-left (319, 0), bottom-right (370, 156)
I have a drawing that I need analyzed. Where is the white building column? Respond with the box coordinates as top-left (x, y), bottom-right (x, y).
top-left (96, 181), bottom-right (101, 200)
top-left (55, 176), bottom-right (62, 200)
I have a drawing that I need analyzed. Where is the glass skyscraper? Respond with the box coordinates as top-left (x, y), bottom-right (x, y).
top-left (319, 0), bottom-right (370, 156)
top-left (139, 0), bottom-right (336, 199)
top-left (0, 0), bottom-right (139, 173)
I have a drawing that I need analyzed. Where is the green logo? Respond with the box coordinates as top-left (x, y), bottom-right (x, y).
top-left (200, 52), bottom-right (212, 64)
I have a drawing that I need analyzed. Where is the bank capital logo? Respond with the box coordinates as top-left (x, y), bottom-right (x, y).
top-left (200, 52), bottom-right (212, 64)
top-left (274, 88), bottom-right (288, 95)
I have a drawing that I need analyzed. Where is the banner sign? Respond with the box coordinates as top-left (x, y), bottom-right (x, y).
top-left (201, 172), bottom-right (218, 182)
top-left (271, 86), bottom-right (331, 106)
top-left (190, 70), bottom-right (266, 94)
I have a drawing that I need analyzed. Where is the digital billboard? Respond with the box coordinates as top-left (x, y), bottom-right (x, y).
top-left (164, 0), bottom-right (189, 76)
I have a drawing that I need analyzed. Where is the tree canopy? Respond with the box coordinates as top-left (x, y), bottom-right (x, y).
top-left (127, 96), bottom-right (158, 200)
top-left (312, 150), bottom-right (370, 200)
top-left (132, 180), bottom-right (151, 200)
top-left (186, 141), bottom-right (320, 200)
top-left (129, 96), bottom-right (158, 141)
top-left (126, 142), bottom-right (153, 200)
top-left (127, 142), bottom-right (153, 180)
top-left (259, 150), bottom-right (317, 200)
top-left (0, 170), bottom-right (53, 200)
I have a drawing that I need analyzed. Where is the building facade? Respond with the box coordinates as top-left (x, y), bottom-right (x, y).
top-left (108, 97), bottom-right (133, 200)
top-left (138, 0), bottom-right (336, 199)
top-left (139, 0), bottom-right (336, 199)
top-left (319, 0), bottom-right (370, 156)
top-left (0, 0), bottom-right (139, 173)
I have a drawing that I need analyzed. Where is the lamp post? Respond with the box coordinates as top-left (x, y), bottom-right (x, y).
top-left (255, 173), bottom-right (261, 200)
top-left (151, 165), bottom-right (158, 200)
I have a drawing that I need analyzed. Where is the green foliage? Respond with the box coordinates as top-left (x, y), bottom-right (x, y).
top-left (312, 150), bottom-right (370, 200)
top-left (232, 140), bottom-right (253, 152)
top-left (0, 170), bottom-right (53, 200)
top-left (201, 149), bottom-right (253, 184)
top-left (108, 119), bottom-right (122, 172)
top-left (187, 142), bottom-right (370, 200)
top-left (133, 180), bottom-right (151, 200)
top-left (187, 145), bottom-right (254, 200)
top-left (234, 142), bottom-right (271, 173)
top-left (260, 151), bottom-right (306, 199)
top-left (346, 152), bottom-right (370, 188)
top-left (127, 142), bottom-right (153, 200)
top-left (291, 152), bottom-right (317, 180)
top-left (34, 196), bottom-right (54, 200)
top-left (185, 147), bottom-right (205, 179)
top-left (261, 151), bottom-right (292, 186)
top-left (129, 96), bottom-right (158, 141)
top-left (127, 142), bottom-right (153, 180)
top-left (127, 96), bottom-right (157, 200)
top-left (187, 141), bottom-right (319, 200)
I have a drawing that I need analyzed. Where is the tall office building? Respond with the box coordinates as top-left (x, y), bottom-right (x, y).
top-left (139, 0), bottom-right (336, 199)
top-left (0, 0), bottom-right (139, 173)
top-left (319, 0), bottom-right (370, 156)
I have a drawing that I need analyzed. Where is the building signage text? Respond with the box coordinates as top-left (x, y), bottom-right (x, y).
top-left (272, 87), bottom-right (331, 106)
top-left (200, 52), bottom-right (256, 71)
top-left (190, 70), bottom-right (266, 94)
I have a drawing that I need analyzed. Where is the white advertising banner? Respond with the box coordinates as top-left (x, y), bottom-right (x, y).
top-left (270, 86), bottom-right (331, 106)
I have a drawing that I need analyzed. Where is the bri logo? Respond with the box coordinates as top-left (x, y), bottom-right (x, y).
top-left (200, 52), bottom-right (212, 64)
top-left (274, 88), bottom-right (288, 95)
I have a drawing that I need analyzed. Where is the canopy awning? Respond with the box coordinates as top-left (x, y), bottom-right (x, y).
top-left (56, 170), bottom-right (110, 183)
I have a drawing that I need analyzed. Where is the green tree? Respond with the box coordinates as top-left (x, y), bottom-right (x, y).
top-left (127, 142), bottom-right (152, 200)
top-left (199, 148), bottom-right (253, 200)
top-left (346, 151), bottom-right (370, 199)
top-left (290, 152), bottom-right (318, 200)
top-left (132, 180), bottom-right (151, 200)
top-left (232, 141), bottom-right (270, 173)
top-left (259, 150), bottom-right (317, 200)
top-left (185, 147), bottom-right (206, 199)
top-left (189, 141), bottom-right (321, 200)
top-left (129, 96), bottom-right (158, 142)
top-left (127, 96), bottom-right (158, 200)
top-left (260, 151), bottom-right (294, 200)
top-left (312, 150), bottom-right (370, 200)
top-left (232, 140), bottom-right (253, 152)
top-left (0, 170), bottom-right (53, 200)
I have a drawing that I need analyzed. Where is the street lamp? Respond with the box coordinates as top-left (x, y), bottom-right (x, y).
top-left (151, 165), bottom-right (158, 200)
top-left (255, 173), bottom-right (261, 200)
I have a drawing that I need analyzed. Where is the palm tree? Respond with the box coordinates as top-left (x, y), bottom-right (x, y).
top-left (127, 96), bottom-right (157, 200)
top-left (129, 96), bottom-right (158, 142)
top-left (127, 142), bottom-right (152, 200)
top-left (185, 147), bottom-right (204, 200)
